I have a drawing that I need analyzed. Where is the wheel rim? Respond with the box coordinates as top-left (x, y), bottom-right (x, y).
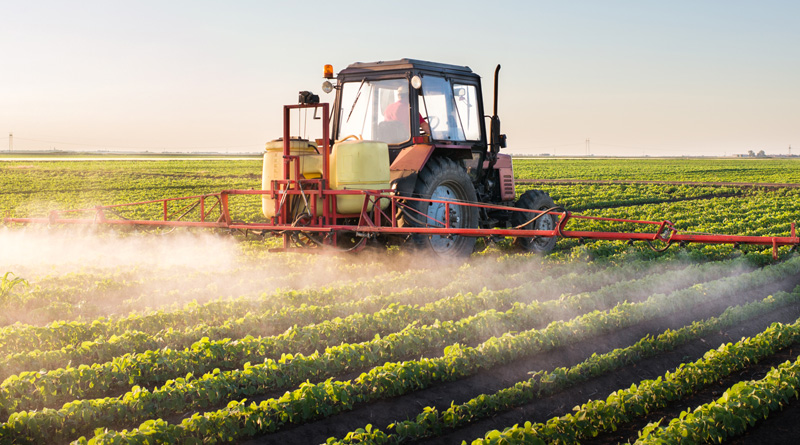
top-left (528, 207), bottom-right (555, 250)
top-left (426, 184), bottom-right (462, 252)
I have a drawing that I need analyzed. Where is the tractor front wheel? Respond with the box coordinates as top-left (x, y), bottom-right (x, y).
top-left (401, 157), bottom-right (479, 258)
top-left (512, 189), bottom-right (558, 254)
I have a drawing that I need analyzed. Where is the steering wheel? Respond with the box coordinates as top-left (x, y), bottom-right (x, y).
top-left (337, 134), bottom-right (363, 143)
top-left (424, 116), bottom-right (440, 130)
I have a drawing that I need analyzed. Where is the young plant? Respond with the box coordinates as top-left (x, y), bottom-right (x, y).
top-left (0, 272), bottom-right (28, 305)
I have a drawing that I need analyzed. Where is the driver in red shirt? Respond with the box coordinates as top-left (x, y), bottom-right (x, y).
top-left (384, 85), bottom-right (431, 135)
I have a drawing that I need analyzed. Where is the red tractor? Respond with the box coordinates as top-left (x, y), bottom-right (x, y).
top-left (318, 58), bottom-right (557, 257)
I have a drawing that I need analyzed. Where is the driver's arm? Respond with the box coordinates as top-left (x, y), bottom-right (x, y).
top-left (419, 115), bottom-right (430, 135)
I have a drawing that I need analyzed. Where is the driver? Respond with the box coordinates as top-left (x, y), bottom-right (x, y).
top-left (384, 85), bottom-right (431, 135)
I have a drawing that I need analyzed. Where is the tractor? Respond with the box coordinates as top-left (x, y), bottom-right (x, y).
top-left (305, 58), bottom-right (557, 257)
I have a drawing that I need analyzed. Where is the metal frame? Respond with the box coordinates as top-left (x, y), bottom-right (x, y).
top-left (6, 188), bottom-right (799, 258)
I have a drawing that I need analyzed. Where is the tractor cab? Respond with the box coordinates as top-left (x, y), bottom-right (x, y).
top-left (327, 59), bottom-right (487, 161)
top-left (317, 59), bottom-right (530, 257)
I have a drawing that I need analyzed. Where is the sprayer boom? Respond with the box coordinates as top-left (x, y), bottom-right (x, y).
top-left (4, 188), bottom-right (798, 259)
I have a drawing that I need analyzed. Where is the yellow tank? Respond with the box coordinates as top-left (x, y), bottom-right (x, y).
top-left (261, 139), bottom-right (322, 218)
top-left (330, 140), bottom-right (391, 214)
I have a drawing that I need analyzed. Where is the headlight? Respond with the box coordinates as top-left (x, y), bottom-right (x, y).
top-left (322, 81), bottom-right (334, 94)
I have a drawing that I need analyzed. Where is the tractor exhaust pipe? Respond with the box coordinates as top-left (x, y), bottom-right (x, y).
top-left (487, 64), bottom-right (505, 170)
top-left (477, 65), bottom-right (504, 190)
top-left (493, 64), bottom-right (500, 119)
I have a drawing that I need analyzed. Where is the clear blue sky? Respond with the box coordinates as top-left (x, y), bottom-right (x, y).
top-left (2, 1), bottom-right (798, 156)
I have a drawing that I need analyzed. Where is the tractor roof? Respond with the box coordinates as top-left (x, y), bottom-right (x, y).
top-left (338, 59), bottom-right (476, 78)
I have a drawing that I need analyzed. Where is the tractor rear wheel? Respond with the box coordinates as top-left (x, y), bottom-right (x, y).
top-left (512, 189), bottom-right (558, 254)
top-left (401, 157), bottom-right (479, 258)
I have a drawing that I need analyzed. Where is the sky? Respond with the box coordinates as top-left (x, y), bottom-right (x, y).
top-left (1, 1), bottom-right (798, 156)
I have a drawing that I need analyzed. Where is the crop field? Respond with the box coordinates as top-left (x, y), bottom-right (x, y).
top-left (2, 156), bottom-right (800, 444)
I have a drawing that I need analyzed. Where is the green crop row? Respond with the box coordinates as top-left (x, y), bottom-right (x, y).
top-left (52, 256), bottom-right (800, 444)
top-left (0, 263), bottom-right (453, 355)
top-left (0, 287), bottom-right (515, 416)
top-left (2, 289), bottom-right (564, 443)
top-left (0, 249), bottom-right (691, 382)
top-left (0, 251), bottom-right (710, 382)
top-left (512, 158), bottom-right (800, 184)
top-left (518, 183), bottom-right (746, 212)
top-left (328, 286), bottom-right (800, 444)
top-left (470, 315), bottom-right (800, 444)
top-left (1, 252), bottom-right (358, 327)
top-left (0, 244), bottom-right (716, 359)
top-left (0, 245), bottom-right (581, 352)
top-left (0, 255), bottom-right (579, 378)
top-left (0, 160), bottom-right (262, 220)
top-left (558, 190), bottom-right (800, 262)
top-left (635, 356), bottom-right (800, 443)
top-left (572, 189), bottom-right (800, 238)
top-left (0, 255), bottom-right (742, 416)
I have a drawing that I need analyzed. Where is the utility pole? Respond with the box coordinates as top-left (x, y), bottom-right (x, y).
top-left (8, 133), bottom-right (12, 152)
top-left (585, 138), bottom-right (590, 156)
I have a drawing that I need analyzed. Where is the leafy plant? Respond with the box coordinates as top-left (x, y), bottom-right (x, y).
top-left (0, 272), bottom-right (28, 305)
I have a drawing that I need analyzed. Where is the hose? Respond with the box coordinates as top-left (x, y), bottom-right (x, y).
top-left (512, 206), bottom-right (566, 230)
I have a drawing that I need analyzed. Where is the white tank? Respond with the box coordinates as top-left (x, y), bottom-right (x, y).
top-left (261, 139), bottom-right (322, 218)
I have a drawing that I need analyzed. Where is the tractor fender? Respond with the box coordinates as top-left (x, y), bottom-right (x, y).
top-left (390, 144), bottom-right (434, 197)
top-left (482, 153), bottom-right (515, 201)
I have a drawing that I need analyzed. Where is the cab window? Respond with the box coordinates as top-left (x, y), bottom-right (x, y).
top-left (453, 83), bottom-right (481, 141)
top-left (420, 77), bottom-right (480, 142)
top-left (338, 79), bottom-right (410, 144)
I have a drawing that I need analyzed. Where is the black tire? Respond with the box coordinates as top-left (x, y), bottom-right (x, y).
top-left (400, 157), bottom-right (479, 258)
top-left (512, 190), bottom-right (558, 254)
